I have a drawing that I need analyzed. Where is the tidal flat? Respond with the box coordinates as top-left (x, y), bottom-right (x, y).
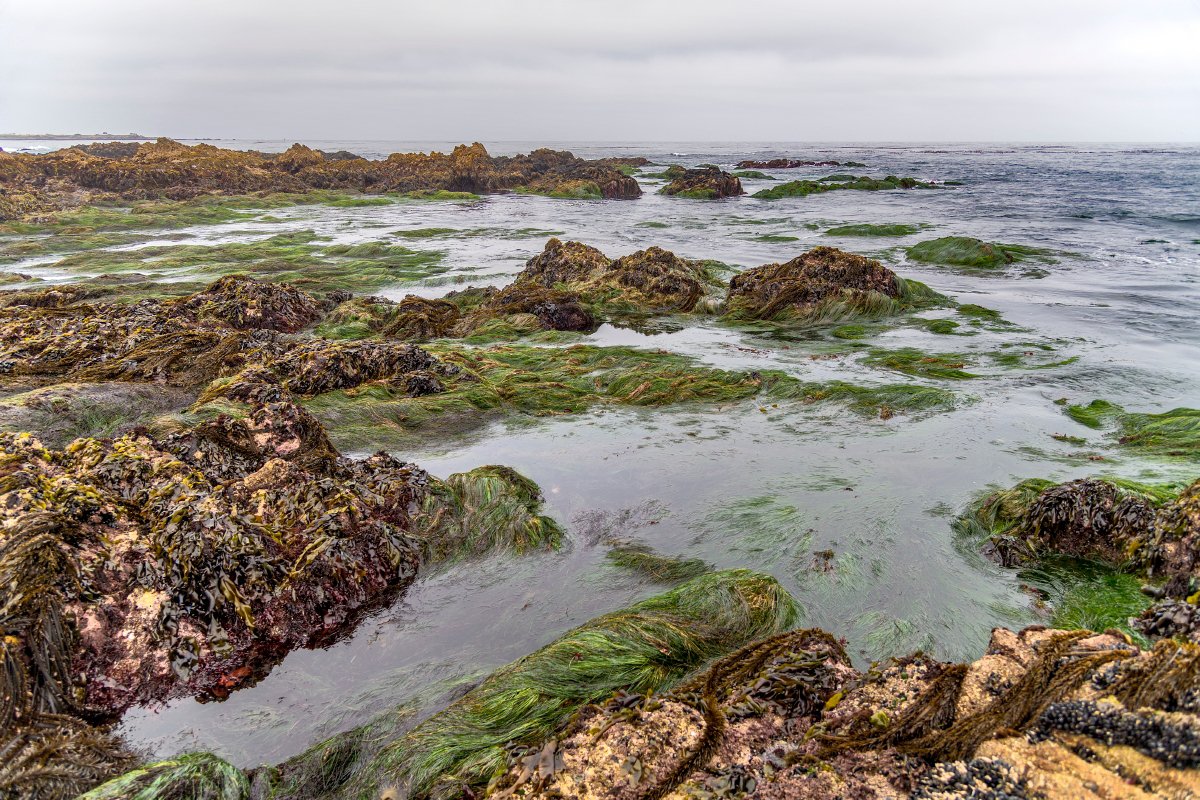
top-left (1, 140), bottom-right (1199, 799)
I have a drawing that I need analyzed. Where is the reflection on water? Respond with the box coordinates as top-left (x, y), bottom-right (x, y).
top-left (9, 142), bottom-right (1195, 767)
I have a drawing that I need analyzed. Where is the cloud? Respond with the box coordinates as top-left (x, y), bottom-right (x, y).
top-left (1, 0), bottom-right (1197, 140)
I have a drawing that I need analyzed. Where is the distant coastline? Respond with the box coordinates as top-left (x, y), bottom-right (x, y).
top-left (0, 133), bottom-right (150, 140)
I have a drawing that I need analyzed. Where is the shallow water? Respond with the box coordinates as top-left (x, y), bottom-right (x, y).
top-left (6, 141), bottom-right (1200, 768)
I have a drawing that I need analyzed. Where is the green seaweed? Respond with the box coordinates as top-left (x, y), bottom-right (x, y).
top-left (1065, 401), bottom-right (1200, 460)
top-left (732, 170), bottom-right (776, 180)
top-left (79, 753), bottom-right (249, 800)
top-left (751, 234), bottom-right (801, 243)
top-left (35, 231), bottom-right (448, 295)
top-left (1018, 556), bottom-right (1152, 642)
top-left (906, 237), bottom-right (1058, 269)
top-left (303, 344), bottom-right (959, 449)
top-left (862, 348), bottom-right (979, 380)
top-left (383, 569), bottom-right (798, 798)
top-left (606, 543), bottom-right (711, 583)
top-left (753, 175), bottom-right (937, 200)
top-left (824, 223), bottom-right (923, 237)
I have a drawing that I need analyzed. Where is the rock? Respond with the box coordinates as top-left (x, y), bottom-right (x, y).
top-left (725, 246), bottom-right (901, 321)
top-left (736, 158), bottom-right (842, 168)
top-left (490, 626), bottom-right (1199, 799)
top-left (513, 238), bottom-right (724, 313)
top-left (477, 283), bottom-right (596, 331)
top-left (174, 274), bottom-right (323, 333)
top-left (659, 165), bottom-right (744, 199)
top-left (0, 140), bottom-right (643, 220)
top-left (378, 295), bottom-right (462, 341)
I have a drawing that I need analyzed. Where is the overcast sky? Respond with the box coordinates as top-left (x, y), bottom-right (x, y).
top-left (1, 0), bottom-right (1197, 142)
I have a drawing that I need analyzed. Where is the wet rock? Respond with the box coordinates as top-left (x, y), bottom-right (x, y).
top-left (725, 246), bottom-right (901, 321)
top-left (513, 238), bottom-right (724, 313)
top-left (493, 626), bottom-right (1199, 799)
top-left (659, 166), bottom-right (744, 199)
top-left (378, 295), bottom-right (462, 341)
top-left (736, 158), bottom-right (844, 169)
top-left (516, 238), bottom-right (611, 288)
top-left (1014, 478), bottom-right (1158, 565)
top-left (174, 274), bottom-right (324, 333)
top-left (477, 283), bottom-right (596, 331)
top-left (0, 140), bottom-right (643, 220)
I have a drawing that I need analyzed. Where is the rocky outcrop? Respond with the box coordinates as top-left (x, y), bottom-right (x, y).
top-left (725, 246), bottom-right (902, 321)
top-left (659, 166), bottom-right (744, 199)
top-left (737, 158), bottom-right (842, 168)
top-left (513, 238), bottom-right (725, 312)
top-left (495, 626), bottom-right (1200, 799)
top-left (968, 476), bottom-right (1200, 644)
top-left (0, 140), bottom-right (643, 219)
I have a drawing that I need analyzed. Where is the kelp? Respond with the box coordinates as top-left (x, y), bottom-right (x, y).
top-left (1065, 400), bottom-right (1200, 461)
top-left (378, 569), bottom-right (798, 799)
top-left (513, 238), bottom-right (727, 314)
top-left (0, 140), bottom-right (640, 223)
top-left (955, 476), bottom-right (1178, 567)
top-left (0, 714), bottom-right (133, 800)
top-left (495, 625), bottom-right (1197, 799)
top-left (752, 175), bottom-right (938, 200)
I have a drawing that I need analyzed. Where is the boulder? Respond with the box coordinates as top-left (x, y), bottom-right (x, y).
top-left (726, 246), bottom-right (900, 320)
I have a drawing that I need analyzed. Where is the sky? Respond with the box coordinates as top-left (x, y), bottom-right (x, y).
top-left (1, 0), bottom-right (1197, 142)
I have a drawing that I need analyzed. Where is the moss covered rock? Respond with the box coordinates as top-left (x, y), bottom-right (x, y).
top-left (725, 246), bottom-right (905, 322)
top-left (659, 166), bottom-right (744, 199)
top-left (513, 238), bottom-right (725, 313)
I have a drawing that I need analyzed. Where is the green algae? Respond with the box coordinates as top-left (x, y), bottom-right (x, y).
top-left (79, 753), bottom-right (248, 800)
top-left (906, 237), bottom-right (1058, 269)
top-left (824, 223), bottom-right (924, 237)
top-left (323, 196), bottom-right (395, 207)
top-left (37, 232), bottom-right (449, 296)
top-left (393, 226), bottom-right (564, 240)
top-left (380, 569), bottom-right (798, 799)
top-left (400, 190), bottom-right (481, 201)
top-left (301, 345), bottom-right (958, 449)
top-left (753, 175), bottom-right (937, 200)
top-left (0, 191), bottom-right (380, 236)
top-left (1018, 556), bottom-right (1152, 642)
top-left (732, 170), bottom-right (776, 180)
top-left (663, 187), bottom-right (720, 200)
top-left (862, 347), bottom-right (979, 380)
top-left (394, 227), bottom-right (460, 239)
top-left (830, 323), bottom-right (872, 340)
top-left (926, 319), bottom-right (966, 335)
top-left (751, 234), bottom-right (800, 243)
top-left (606, 542), bottom-right (711, 583)
top-left (635, 221), bottom-right (670, 229)
top-left (1064, 401), bottom-right (1200, 460)
top-left (415, 465), bottom-right (565, 562)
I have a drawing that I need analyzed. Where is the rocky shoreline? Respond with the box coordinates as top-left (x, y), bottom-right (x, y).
top-left (0, 143), bottom-right (1197, 798)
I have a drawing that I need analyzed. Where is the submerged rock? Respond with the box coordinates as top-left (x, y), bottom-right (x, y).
top-left (659, 166), bottom-right (744, 199)
top-left (725, 246), bottom-right (902, 321)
